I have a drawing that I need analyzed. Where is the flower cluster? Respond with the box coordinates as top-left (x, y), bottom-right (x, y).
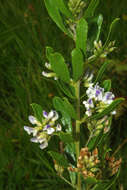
top-left (83, 74), bottom-right (116, 117)
top-left (106, 155), bottom-right (122, 176)
top-left (24, 110), bottom-right (61, 149)
top-left (42, 62), bottom-right (58, 80)
top-left (68, 147), bottom-right (100, 179)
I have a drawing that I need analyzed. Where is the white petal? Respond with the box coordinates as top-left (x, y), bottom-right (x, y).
top-left (38, 138), bottom-right (47, 143)
top-left (28, 115), bottom-right (37, 125)
top-left (56, 124), bottom-right (62, 132)
top-left (111, 110), bottom-right (116, 115)
top-left (52, 111), bottom-right (59, 121)
top-left (45, 62), bottom-right (51, 69)
top-left (43, 111), bottom-right (48, 118)
top-left (47, 127), bottom-right (55, 135)
top-left (24, 126), bottom-right (34, 135)
top-left (39, 141), bottom-right (48, 149)
top-left (33, 129), bottom-right (38, 136)
top-left (47, 110), bottom-right (54, 119)
top-left (54, 77), bottom-right (58, 80)
top-left (86, 110), bottom-right (92, 116)
top-left (30, 137), bottom-right (38, 143)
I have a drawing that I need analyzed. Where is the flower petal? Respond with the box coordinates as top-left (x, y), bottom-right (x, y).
top-left (52, 111), bottom-right (59, 122)
top-left (47, 127), bottom-right (55, 135)
top-left (47, 110), bottom-right (54, 119)
top-left (24, 126), bottom-right (34, 135)
top-left (43, 111), bottom-right (48, 118)
top-left (28, 115), bottom-right (37, 125)
top-left (38, 138), bottom-right (47, 143)
top-left (39, 141), bottom-right (48, 149)
top-left (30, 137), bottom-right (38, 143)
top-left (56, 124), bottom-right (62, 132)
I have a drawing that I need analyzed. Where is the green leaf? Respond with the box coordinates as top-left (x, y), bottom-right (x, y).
top-left (104, 18), bottom-right (120, 48)
top-left (57, 81), bottom-right (75, 99)
top-left (91, 98), bottom-right (125, 120)
top-left (48, 151), bottom-right (68, 167)
top-left (94, 62), bottom-right (110, 83)
top-left (103, 79), bottom-right (111, 91)
top-left (31, 103), bottom-right (43, 122)
top-left (76, 18), bottom-right (88, 54)
top-left (53, 96), bottom-right (64, 113)
top-left (53, 96), bottom-right (77, 119)
top-left (63, 98), bottom-right (77, 119)
top-left (44, 0), bottom-right (72, 37)
top-left (83, 0), bottom-right (99, 18)
top-left (96, 14), bottom-right (103, 41)
top-left (59, 132), bottom-right (74, 143)
top-left (54, 0), bottom-right (73, 19)
top-left (71, 48), bottom-right (84, 81)
top-left (49, 52), bottom-right (70, 83)
top-left (46, 46), bottom-right (54, 61)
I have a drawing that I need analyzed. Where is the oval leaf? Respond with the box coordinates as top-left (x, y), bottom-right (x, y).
top-left (44, 0), bottom-right (72, 37)
top-left (71, 48), bottom-right (84, 81)
top-left (76, 18), bottom-right (88, 54)
top-left (63, 98), bottom-right (77, 119)
top-left (54, 0), bottom-right (73, 19)
top-left (103, 79), bottom-right (111, 91)
top-left (49, 52), bottom-right (70, 83)
top-left (53, 96), bottom-right (64, 112)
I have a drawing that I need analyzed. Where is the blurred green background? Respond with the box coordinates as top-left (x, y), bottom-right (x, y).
top-left (0, 0), bottom-right (127, 189)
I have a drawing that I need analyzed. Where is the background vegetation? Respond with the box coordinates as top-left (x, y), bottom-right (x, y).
top-left (0, 0), bottom-right (127, 189)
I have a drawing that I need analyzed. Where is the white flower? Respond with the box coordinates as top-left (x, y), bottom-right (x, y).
top-left (102, 92), bottom-right (115, 104)
top-left (24, 126), bottom-right (34, 135)
top-left (86, 109), bottom-right (92, 116)
top-left (30, 137), bottom-right (39, 143)
top-left (56, 124), bottom-right (62, 132)
top-left (39, 141), bottom-right (48, 150)
top-left (47, 110), bottom-right (54, 119)
top-left (111, 110), bottom-right (116, 115)
top-left (28, 115), bottom-right (37, 125)
top-left (45, 62), bottom-right (51, 70)
top-left (43, 111), bottom-right (49, 118)
top-left (52, 111), bottom-right (59, 122)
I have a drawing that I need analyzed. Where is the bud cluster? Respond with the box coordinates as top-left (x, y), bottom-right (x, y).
top-left (68, 147), bottom-right (100, 179)
top-left (24, 110), bottom-right (62, 150)
top-left (106, 155), bottom-right (122, 176)
top-left (68, 0), bottom-right (86, 19)
top-left (94, 40), bottom-right (116, 58)
top-left (87, 116), bottom-right (111, 135)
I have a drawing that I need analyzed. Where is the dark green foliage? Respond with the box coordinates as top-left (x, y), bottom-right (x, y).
top-left (0, 0), bottom-right (127, 189)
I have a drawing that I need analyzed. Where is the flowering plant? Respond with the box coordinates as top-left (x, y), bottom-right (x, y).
top-left (24, 0), bottom-right (124, 189)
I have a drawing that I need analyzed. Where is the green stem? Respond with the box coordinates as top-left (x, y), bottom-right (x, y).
top-left (75, 81), bottom-right (81, 190)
